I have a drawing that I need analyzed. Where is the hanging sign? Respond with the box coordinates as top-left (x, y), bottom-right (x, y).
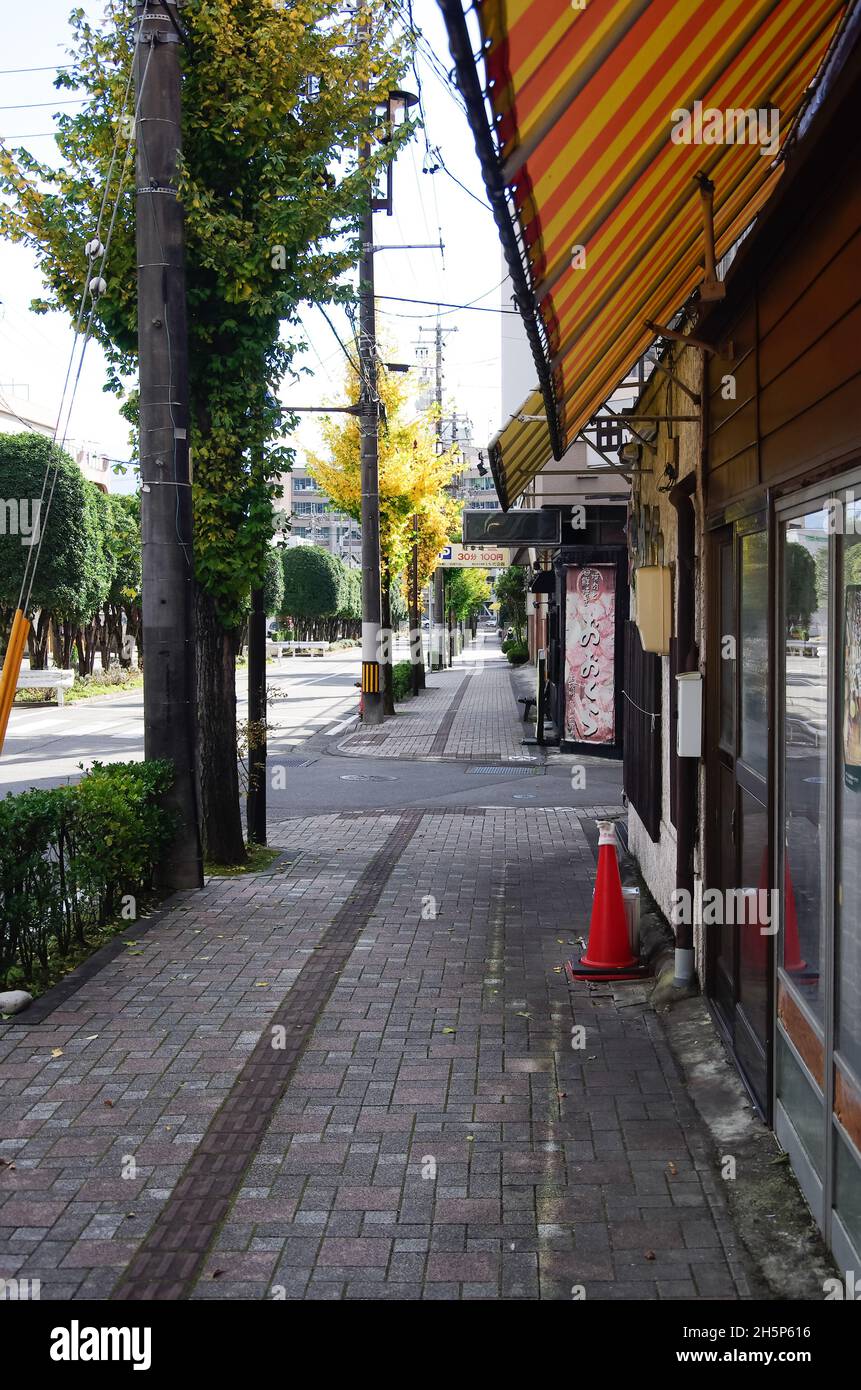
top-left (564, 564), bottom-right (616, 744)
top-left (437, 544), bottom-right (512, 567)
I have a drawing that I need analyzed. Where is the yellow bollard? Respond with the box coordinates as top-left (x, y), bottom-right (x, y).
top-left (0, 609), bottom-right (31, 755)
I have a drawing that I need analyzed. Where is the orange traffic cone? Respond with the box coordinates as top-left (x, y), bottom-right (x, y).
top-left (783, 854), bottom-right (818, 982)
top-left (567, 821), bottom-right (647, 981)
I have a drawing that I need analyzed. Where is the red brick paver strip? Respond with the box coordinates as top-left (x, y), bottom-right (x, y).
top-left (109, 811), bottom-right (423, 1300)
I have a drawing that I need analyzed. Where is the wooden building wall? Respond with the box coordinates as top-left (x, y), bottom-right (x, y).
top-left (703, 95), bottom-right (861, 513)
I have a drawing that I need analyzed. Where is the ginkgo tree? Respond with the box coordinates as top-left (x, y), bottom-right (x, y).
top-left (0, 0), bottom-right (410, 862)
top-left (308, 364), bottom-right (461, 713)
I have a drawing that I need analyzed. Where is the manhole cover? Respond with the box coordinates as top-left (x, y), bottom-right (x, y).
top-left (465, 765), bottom-right (540, 777)
top-left (339, 773), bottom-right (399, 782)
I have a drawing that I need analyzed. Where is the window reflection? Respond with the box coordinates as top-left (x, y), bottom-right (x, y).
top-left (838, 495), bottom-right (861, 1080)
top-left (740, 531), bottom-right (768, 774)
top-left (783, 513), bottom-right (827, 1019)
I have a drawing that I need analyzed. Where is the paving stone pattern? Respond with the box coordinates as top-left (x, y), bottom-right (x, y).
top-left (340, 644), bottom-right (527, 763)
top-left (0, 803), bottom-right (752, 1300)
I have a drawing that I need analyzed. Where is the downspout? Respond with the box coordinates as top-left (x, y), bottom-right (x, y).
top-left (669, 471), bottom-right (698, 987)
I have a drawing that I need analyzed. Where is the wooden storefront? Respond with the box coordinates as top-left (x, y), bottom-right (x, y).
top-left (699, 38), bottom-right (861, 1272)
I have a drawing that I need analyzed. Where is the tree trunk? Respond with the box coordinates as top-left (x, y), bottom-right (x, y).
top-left (28, 611), bottom-right (51, 670)
top-left (195, 584), bottom-right (246, 865)
top-left (381, 571), bottom-right (395, 715)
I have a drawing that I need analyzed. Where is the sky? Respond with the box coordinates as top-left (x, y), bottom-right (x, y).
top-left (0, 0), bottom-right (519, 491)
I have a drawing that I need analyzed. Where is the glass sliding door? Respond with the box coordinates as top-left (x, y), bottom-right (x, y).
top-left (834, 489), bottom-right (861, 1269)
top-left (776, 485), bottom-right (861, 1275)
top-left (777, 507), bottom-right (829, 1212)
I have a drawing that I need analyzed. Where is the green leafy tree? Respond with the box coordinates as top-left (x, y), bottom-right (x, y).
top-left (0, 432), bottom-right (111, 670)
top-left (447, 567), bottom-right (490, 635)
top-left (786, 541), bottom-right (818, 634)
top-left (0, 0), bottom-right (410, 861)
top-left (282, 545), bottom-right (342, 636)
top-left (495, 564), bottom-right (527, 642)
top-left (102, 492), bottom-right (142, 668)
top-left (262, 545), bottom-right (285, 619)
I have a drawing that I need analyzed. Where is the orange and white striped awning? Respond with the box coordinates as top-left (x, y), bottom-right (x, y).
top-left (441, 0), bottom-right (851, 507)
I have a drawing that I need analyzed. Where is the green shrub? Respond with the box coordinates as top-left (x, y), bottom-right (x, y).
top-left (392, 660), bottom-right (414, 702)
top-left (505, 641), bottom-right (529, 666)
top-left (0, 761), bottom-right (175, 995)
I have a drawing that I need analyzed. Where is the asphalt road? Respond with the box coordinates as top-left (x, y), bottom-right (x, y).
top-left (1, 643), bottom-right (624, 825)
top-left (1, 651), bottom-right (363, 797)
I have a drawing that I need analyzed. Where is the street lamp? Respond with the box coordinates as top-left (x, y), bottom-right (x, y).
top-left (371, 88), bottom-right (419, 216)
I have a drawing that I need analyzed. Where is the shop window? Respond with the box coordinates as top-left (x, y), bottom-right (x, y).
top-left (783, 511), bottom-right (829, 1023)
top-left (622, 620), bottom-right (661, 841)
top-left (838, 494), bottom-right (861, 1081)
top-left (740, 531), bottom-right (769, 776)
top-left (777, 1032), bottom-right (825, 1176)
top-left (835, 1130), bottom-right (861, 1255)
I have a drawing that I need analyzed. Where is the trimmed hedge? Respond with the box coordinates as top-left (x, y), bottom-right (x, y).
top-left (0, 761), bottom-right (175, 994)
top-left (392, 660), bottom-right (414, 702)
top-left (505, 640), bottom-right (529, 666)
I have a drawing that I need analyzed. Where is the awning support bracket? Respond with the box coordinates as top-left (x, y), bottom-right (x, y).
top-left (645, 320), bottom-right (734, 360)
top-left (694, 172), bottom-right (726, 302)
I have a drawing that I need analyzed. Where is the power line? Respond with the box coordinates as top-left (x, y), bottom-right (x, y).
top-left (439, 161), bottom-right (491, 211)
top-left (0, 99), bottom-right (85, 109)
top-left (0, 64), bottom-right (73, 75)
top-left (375, 292), bottom-right (516, 316)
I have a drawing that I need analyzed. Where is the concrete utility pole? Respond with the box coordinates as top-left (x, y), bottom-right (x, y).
top-left (357, 169), bottom-right (384, 725)
top-left (135, 0), bottom-right (203, 889)
top-left (429, 318), bottom-right (457, 670)
top-left (246, 584), bottom-right (267, 845)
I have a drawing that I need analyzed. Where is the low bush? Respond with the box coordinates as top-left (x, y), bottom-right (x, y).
top-left (0, 760), bottom-right (175, 996)
top-left (505, 641), bottom-right (529, 666)
top-left (392, 660), bottom-right (414, 702)
top-left (14, 666), bottom-right (143, 705)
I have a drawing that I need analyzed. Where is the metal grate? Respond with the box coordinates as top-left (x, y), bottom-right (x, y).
top-left (276, 756), bottom-right (318, 768)
top-left (465, 764), bottom-right (540, 777)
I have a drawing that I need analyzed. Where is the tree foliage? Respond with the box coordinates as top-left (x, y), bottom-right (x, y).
top-left (0, 433), bottom-right (108, 622)
top-left (447, 567), bottom-right (491, 622)
top-left (785, 541), bottom-right (818, 632)
top-left (307, 364), bottom-right (461, 597)
top-left (281, 544), bottom-right (343, 620)
top-left (0, 0), bottom-right (410, 627)
top-left (0, 0), bottom-right (412, 859)
top-left (495, 564), bottom-right (527, 641)
top-left (262, 546), bottom-right (284, 619)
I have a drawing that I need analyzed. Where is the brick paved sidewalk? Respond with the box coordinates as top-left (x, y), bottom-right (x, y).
top-left (0, 806), bottom-right (754, 1301)
top-left (338, 637), bottom-right (533, 763)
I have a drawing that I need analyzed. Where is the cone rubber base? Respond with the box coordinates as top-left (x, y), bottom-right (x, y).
top-left (785, 963), bottom-right (819, 986)
top-left (565, 956), bottom-right (649, 984)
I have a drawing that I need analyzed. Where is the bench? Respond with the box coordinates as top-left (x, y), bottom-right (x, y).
top-left (518, 695), bottom-right (536, 722)
top-left (16, 669), bottom-right (75, 706)
top-left (266, 640), bottom-right (330, 662)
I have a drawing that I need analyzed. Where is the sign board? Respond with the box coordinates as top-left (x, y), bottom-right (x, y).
top-left (437, 544), bottom-right (513, 568)
top-left (564, 563), bottom-right (616, 745)
top-left (462, 509), bottom-right (561, 546)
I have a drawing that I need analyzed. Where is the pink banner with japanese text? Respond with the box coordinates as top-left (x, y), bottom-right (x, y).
top-left (565, 564), bottom-right (616, 744)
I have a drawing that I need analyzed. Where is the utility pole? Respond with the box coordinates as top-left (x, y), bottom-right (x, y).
top-left (428, 318), bottom-right (457, 670)
top-left (135, 0), bottom-right (203, 890)
top-left (409, 512), bottom-right (424, 694)
top-left (246, 583), bottom-right (266, 845)
top-left (357, 148), bottom-right (384, 724)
